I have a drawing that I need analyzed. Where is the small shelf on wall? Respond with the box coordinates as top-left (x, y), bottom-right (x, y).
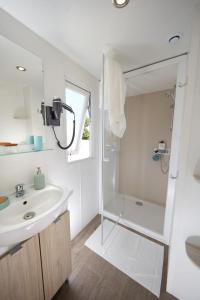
top-left (186, 236), bottom-right (200, 268)
top-left (0, 148), bottom-right (54, 157)
top-left (193, 174), bottom-right (200, 182)
top-left (153, 149), bottom-right (171, 156)
top-left (193, 157), bottom-right (200, 183)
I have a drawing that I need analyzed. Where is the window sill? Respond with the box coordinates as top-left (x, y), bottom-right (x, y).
top-left (67, 156), bottom-right (94, 164)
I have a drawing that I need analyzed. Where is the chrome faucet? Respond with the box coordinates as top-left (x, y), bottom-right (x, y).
top-left (15, 184), bottom-right (25, 198)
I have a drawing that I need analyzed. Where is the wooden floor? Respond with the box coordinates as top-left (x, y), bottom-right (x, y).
top-left (54, 215), bottom-right (177, 300)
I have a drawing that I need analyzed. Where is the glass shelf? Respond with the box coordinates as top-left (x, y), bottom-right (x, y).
top-left (0, 148), bottom-right (53, 157)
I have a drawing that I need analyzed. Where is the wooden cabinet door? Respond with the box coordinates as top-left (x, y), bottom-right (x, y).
top-left (39, 211), bottom-right (72, 300)
top-left (0, 235), bottom-right (44, 300)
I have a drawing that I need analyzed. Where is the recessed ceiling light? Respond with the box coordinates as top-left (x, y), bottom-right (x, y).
top-left (168, 34), bottom-right (181, 46)
top-left (16, 66), bottom-right (26, 72)
top-left (112, 0), bottom-right (129, 8)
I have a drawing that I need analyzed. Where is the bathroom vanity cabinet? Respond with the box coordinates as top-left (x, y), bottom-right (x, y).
top-left (0, 235), bottom-right (44, 300)
top-left (40, 211), bottom-right (71, 300)
top-left (0, 211), bottom-right (71, 300)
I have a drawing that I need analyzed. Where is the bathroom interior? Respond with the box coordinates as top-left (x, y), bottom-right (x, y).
top-left (0, 1), bottom-right (200, 300)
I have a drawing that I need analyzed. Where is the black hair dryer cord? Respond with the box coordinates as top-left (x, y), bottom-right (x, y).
top-left (52, 118), bottom-right (76, 150)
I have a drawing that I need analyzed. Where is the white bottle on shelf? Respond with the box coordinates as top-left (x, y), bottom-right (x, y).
top-left (158, 141), bottom-right (166, 151)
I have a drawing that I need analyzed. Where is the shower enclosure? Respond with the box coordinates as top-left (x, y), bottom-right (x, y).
top-left (101, 55), bottom-right (187, 245)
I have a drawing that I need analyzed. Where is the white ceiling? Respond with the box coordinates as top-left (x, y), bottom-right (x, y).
top-left (0, 0), bottom-right (199, 79)
top-left (0, 34), bottom-right (42, 88)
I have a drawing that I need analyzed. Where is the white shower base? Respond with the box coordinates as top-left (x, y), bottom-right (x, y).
top-left (103, 194), bottom-right (166, 244)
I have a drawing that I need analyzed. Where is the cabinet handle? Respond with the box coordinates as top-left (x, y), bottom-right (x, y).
top-left (53, 216), bottom-right (61, 224)
top-left (9, 244), bottom-right (22, 256)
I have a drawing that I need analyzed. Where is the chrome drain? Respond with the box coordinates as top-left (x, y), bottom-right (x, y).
top-left (136, 201), bottom-right (143, 206)
top-left (23, 211), bottom-right (36, 220)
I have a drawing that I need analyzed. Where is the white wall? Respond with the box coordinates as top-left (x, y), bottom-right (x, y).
top-left (167, 6), bottom-right (200, 299)
top-left (0, 82), bottom-right (27, 143)
top-left (0, 9), bottom-right (100, 239)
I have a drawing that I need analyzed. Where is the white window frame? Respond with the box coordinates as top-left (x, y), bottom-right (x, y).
top-left (65, 81), bottom-right (91, 160)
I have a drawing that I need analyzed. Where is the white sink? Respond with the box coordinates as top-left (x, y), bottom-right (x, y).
top-left (0, 184), bottom-right (73, 246)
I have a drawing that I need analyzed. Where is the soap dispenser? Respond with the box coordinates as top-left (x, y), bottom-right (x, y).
top-left (34, 167), bottom-right (45, 190)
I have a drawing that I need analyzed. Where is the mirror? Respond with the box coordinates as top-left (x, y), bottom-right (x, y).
top-left (0, 35), bottom-right (44, 154)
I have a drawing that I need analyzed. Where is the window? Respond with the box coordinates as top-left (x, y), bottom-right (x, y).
top-left (65, 84), bottom-right (91, 162)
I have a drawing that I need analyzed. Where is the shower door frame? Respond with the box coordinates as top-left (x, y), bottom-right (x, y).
top-left (100, 53), bottom-right (123, 245)
top-left (100, 54), bottom-right (188, 245)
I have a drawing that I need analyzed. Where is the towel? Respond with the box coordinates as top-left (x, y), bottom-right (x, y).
top-left (103, 48), bottom-right (126, 138)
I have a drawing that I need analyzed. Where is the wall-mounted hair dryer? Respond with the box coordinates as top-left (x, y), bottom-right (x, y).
top-left (41, 98), bottom-right (75, 150)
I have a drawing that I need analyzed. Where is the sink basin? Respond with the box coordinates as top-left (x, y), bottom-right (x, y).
top-left (0, 184), bottom-right (73, 246)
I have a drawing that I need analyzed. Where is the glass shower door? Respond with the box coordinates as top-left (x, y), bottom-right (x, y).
top-left (101, 109), bottom-right (124, 244)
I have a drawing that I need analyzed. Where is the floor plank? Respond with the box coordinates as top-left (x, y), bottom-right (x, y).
top-left (54, 215), bottom-right (177, 300)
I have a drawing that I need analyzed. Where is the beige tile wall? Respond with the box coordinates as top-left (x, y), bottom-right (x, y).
top-left (119, 90), bottom-right (172, 206)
